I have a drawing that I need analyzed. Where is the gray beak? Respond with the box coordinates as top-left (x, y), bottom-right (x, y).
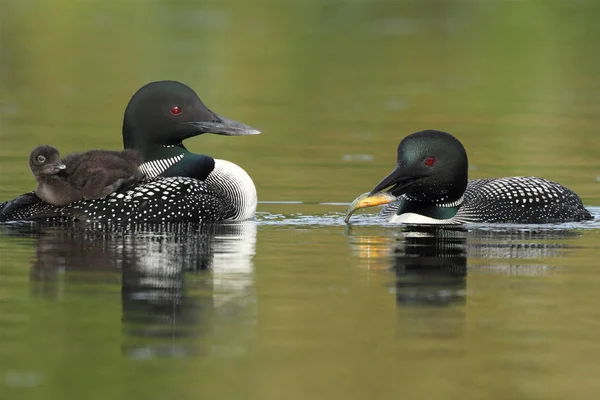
top-left (187, 114), bottom-right (261, 136)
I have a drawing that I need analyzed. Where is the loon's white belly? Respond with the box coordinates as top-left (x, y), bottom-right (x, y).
top-left (205, 159), bottom-right (257, 221)
top-left (388, 212), bottom-right (458, 225)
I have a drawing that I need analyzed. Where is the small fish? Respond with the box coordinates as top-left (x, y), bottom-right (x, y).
top-left (344, 192), bottom-right (397, 223)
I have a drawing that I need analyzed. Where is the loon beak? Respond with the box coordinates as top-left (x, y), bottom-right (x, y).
top-left (368, 166), bottom-right (415, 196)
top-left (46, 161), bottom-right (66, 175)
top-left (344, 166), bottom-right (416, 223)
top-left (187, 114), bottom-right (261, 136)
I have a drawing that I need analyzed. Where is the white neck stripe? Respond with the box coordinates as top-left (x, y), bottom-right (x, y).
top-left (139, 154), bottom-right (185, 177)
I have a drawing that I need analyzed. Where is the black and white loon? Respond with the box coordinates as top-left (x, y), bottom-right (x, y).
top-left (0, 81), bottom-right (260, 224)
top-left (345, 130), bottom-right (592, 224)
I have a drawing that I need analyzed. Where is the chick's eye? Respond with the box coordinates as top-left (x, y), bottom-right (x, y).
top-left (424, 156), bottom-right (435, 166)
top-left (37, 155), bottom-right (46, 163)
top-left (170, 106), bottom-right (182, 115)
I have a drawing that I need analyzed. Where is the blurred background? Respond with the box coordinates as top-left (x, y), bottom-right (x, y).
top-left (1, 0), bottom-right (599, 204)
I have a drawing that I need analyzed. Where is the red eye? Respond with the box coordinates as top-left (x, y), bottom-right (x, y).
top-left (170, 106), bottom-right (181, 115)
top-left (424, 156), bottom-right (435, 166)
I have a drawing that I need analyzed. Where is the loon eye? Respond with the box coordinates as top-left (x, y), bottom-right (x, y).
top-left (170, 106), bottom-right (182, 115)
top-left (37, 155), bottom-right (46, 163)
top-left (424, 156), bottom-right (435, 166)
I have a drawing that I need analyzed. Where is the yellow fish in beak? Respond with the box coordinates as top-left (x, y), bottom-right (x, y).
top-left (344, 192), bottom-right (397, 223)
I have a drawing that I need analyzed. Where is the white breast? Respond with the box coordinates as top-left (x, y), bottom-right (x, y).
top-left (389, 212), bottom-right (458, 225)
top-left (204, 159), bottom-right (257, 221)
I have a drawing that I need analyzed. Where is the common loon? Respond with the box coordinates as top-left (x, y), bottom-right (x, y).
top-left (29, 145), bottom-right (143, 206)
top-left (345, 130), bottom-right (592, 224)
top-left (0, 81), bottom-right (260, 224)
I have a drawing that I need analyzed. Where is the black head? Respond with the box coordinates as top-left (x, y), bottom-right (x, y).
top-left (369, 130), bottom-right (469, 203)
top-left (122, 80), bottom-right (260, 150)
top-left (29, 145), bottom-right (66, 178)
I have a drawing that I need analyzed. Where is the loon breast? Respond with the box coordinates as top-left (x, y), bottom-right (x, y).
top-left (389, 213), bottom-right (458, 225)
top-left (204, 159), bottom-right (257, 221)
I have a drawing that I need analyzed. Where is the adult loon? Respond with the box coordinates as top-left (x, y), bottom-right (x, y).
top-left (0, 81), bottom-right (260, 224)
top-left (345, 130), bottom-right (592, 224)
top-left (29, 145), bottom-right (143, 206)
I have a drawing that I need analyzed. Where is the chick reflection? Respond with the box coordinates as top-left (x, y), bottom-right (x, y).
top-left (15, 221), bottom-right (257, 359)
top-left (393, 226), bottom-right (467, 307)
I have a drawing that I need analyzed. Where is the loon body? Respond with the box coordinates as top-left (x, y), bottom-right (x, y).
top-left (345, 130), bottom-right (592, 224)
top-left (0, 174), bottom-right (253, 224)
top-left (0, 81), bottom-right (260, 224)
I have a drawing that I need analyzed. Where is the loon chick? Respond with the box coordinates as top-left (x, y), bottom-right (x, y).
top-left (345, 130), bottom-right (592, 224)
top-left (0, 81), bottom-right (260, 224)
top-left (29, 145), bottom-right (143, 206)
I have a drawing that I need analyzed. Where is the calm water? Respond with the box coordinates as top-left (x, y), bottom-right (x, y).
top-left (1, 0), bottom-right (600, 399)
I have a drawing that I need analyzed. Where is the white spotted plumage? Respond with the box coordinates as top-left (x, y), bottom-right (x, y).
top-left (383, 176), bottom-right (591, 224)
top-left (0, 176), bottom-right (240, 223)
top-left (0, 158), bottom-right (258, 224)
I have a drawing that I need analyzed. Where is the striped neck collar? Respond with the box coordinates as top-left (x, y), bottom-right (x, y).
top-left (139, 154), bottom-right (185, 178)
top-left (436, 195), bottom-right (464, 208)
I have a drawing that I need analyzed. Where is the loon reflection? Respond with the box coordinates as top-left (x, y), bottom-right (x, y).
top-left (393, 226), bottom-right (468, 307)
top-left (6, 221), bottom-right (257, 358)
top-left (348, 226), bottom-right (578, 307)
top-left (466, 229), bottom-right (580, 275)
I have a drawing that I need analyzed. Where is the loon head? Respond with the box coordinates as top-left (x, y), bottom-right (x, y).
top-left (29, 145), bottom-right (66, 179)
top-left (122, 80), bottom-right (260, 154)
top-left (345, 130), bottom-right (468, 221)
top-left (370, 130), bottom-right (468, 201)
